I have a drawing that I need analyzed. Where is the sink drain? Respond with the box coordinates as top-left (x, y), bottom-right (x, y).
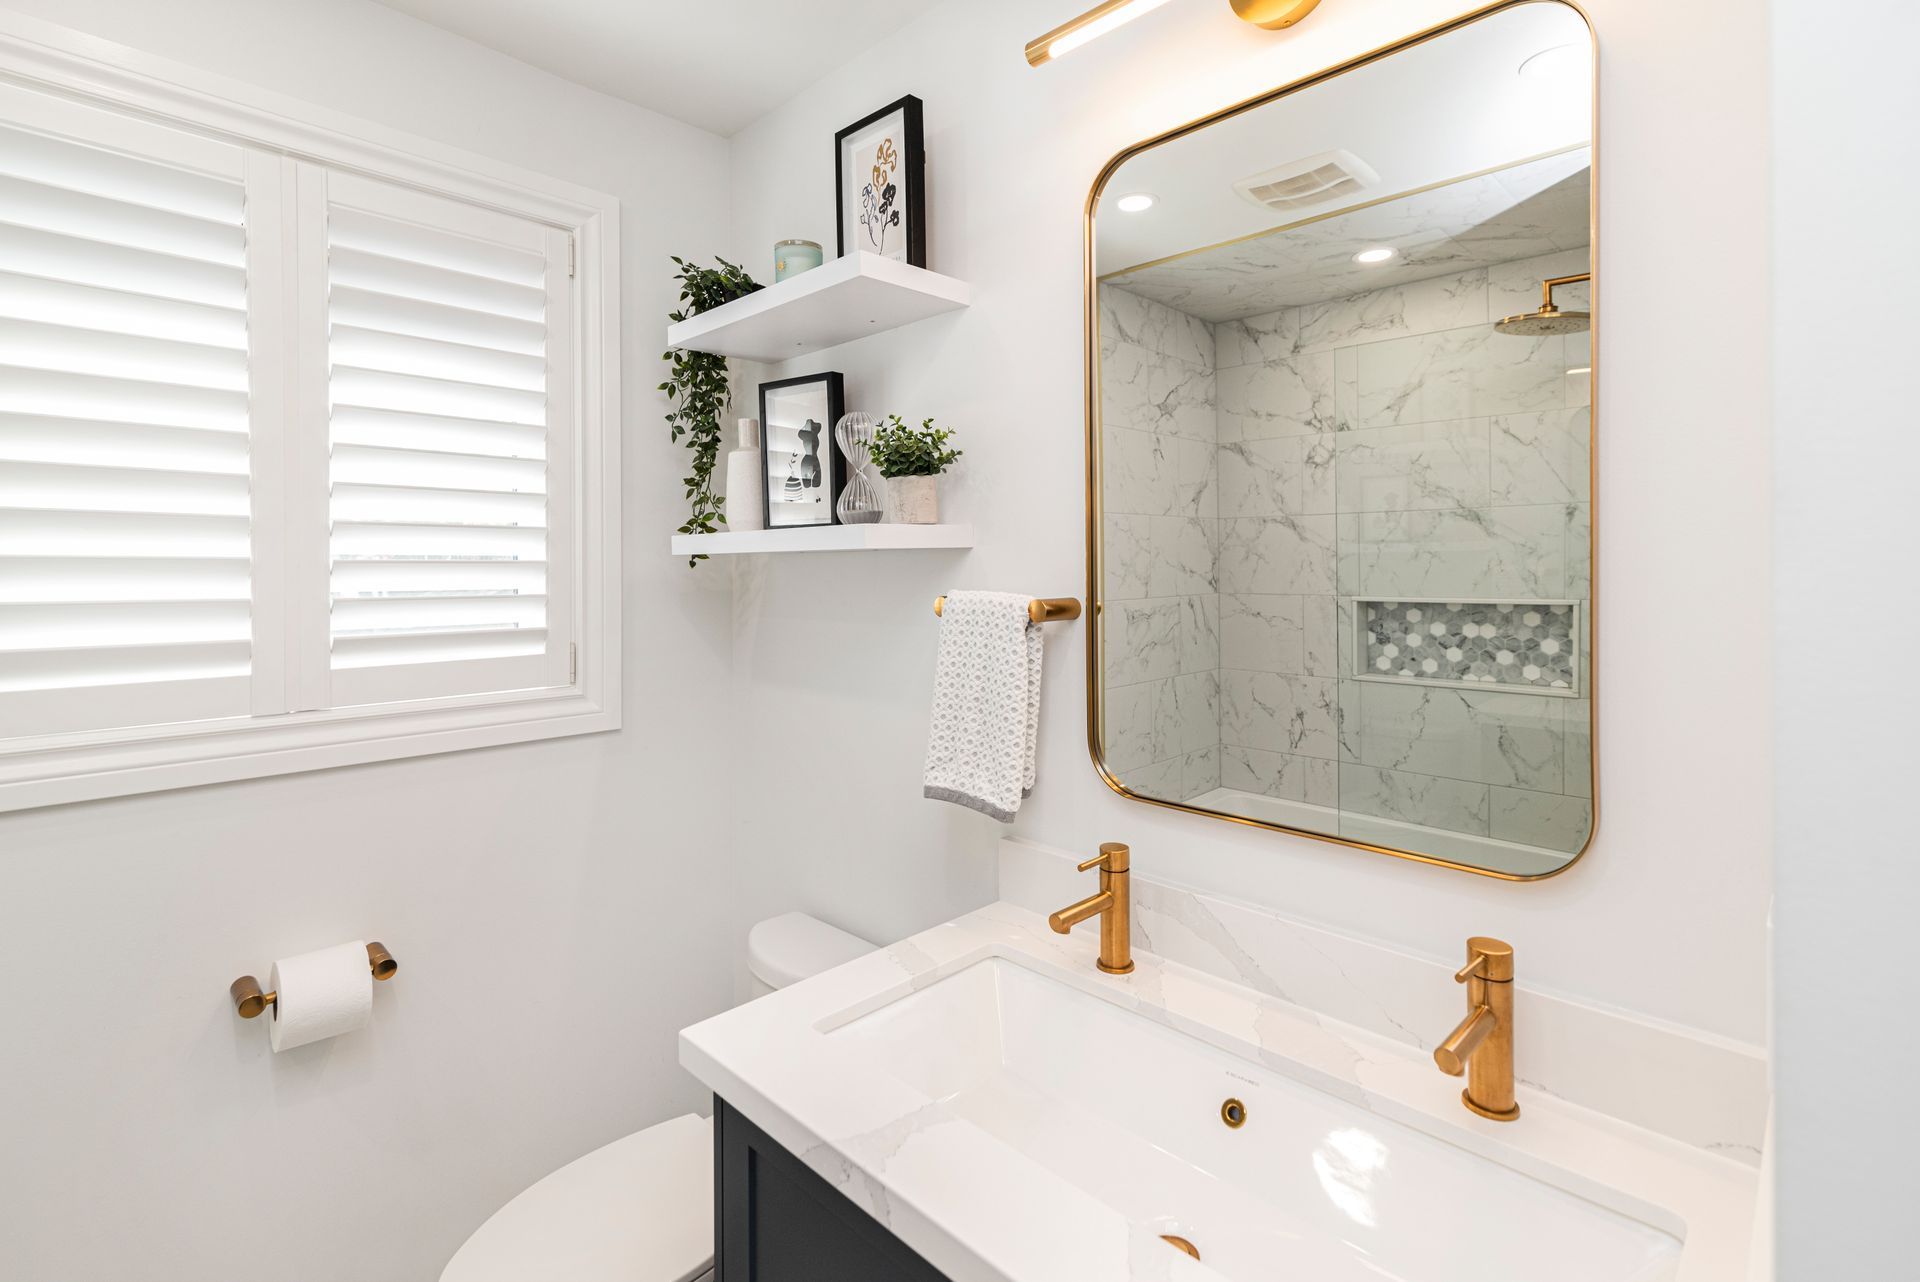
top-left (1220, 1097), bottom-right (1247, 1128)
top-left (1161, 1234), bottom-right (1201, 1261)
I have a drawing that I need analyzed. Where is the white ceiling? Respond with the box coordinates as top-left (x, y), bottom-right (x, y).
top-left (371, 0), bottom-right (941, 136)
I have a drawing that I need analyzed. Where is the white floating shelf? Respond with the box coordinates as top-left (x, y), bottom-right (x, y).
top-left (670, 523), bottom-right (975, 557)
top-left (665, 252), bottom-right (970, 361)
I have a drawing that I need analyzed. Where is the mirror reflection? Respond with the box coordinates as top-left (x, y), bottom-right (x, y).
top-left (1091, 2), bottom-right (1594, 877)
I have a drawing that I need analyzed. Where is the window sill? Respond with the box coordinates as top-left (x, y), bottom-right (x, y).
top-left (0, 686), bottom-right (619, 812)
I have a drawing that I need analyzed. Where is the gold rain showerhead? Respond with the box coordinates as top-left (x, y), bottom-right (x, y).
top-left (1495, 272), bottom-right (1592, 337)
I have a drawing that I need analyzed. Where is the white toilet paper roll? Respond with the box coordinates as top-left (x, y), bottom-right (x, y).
top-left (269, 940), bottom-right (372, 1053)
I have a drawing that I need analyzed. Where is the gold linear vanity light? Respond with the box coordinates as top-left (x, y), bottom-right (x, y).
top-left (1026, 0), bottom-right (1172, 67)
top-left (1026, 0), bottom-right (1324, 67)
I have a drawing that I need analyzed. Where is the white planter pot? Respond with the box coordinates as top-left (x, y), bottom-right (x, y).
top-left (887, 474), bottom-right (940, 524)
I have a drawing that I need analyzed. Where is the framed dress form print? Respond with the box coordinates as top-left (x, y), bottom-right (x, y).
top-left (835, 95), bottom-right (925, 267)
top-left (759, 372), bottom-right (846, 530)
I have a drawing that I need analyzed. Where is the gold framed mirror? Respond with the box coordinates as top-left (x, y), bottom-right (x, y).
top-left (1085, 1), bottom-right (1596, 879)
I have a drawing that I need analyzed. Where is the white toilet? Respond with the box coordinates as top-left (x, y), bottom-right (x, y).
top-left (441, 913), bottom-right (875, 1282)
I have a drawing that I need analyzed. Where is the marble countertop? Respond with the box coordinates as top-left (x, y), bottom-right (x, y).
top-left (679, 903), bottom-right (1758, 1282)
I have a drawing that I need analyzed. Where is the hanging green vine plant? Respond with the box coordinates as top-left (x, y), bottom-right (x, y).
top-left (661, 255), bottom-right (760, 565)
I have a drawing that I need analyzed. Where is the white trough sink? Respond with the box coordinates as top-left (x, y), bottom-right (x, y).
top-left (825, 956), bottom-right (1681, 1282)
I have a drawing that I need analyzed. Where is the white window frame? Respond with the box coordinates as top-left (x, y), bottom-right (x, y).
top-left (0, 14), bottom-right (622, 812)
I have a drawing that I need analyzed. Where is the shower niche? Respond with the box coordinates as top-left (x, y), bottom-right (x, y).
top-left (1086, 0), bottom-right (1595, 878)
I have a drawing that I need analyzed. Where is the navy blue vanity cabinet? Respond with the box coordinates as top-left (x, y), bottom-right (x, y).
top-left (714, 1096), bottom-right (951, 1282)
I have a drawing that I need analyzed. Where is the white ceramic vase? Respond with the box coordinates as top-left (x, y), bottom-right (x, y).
top-left (887, 474), bottom-right (939, 524)
top-left (723, 418), bottom-right (764, 531)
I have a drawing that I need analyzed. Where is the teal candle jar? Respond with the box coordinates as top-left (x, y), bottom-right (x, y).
top-left (774, 239), bottom-right (823, 282)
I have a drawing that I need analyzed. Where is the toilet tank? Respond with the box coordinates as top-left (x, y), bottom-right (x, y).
top-left (746, 912), bottom-right (875, 998)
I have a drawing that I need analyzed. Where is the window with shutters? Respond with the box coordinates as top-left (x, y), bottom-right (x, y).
top-left (0, 42), bottom-right (621, 810)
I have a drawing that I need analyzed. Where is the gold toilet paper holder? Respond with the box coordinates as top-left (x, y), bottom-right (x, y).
top-left (230, 942), bottom-right (398, 1019)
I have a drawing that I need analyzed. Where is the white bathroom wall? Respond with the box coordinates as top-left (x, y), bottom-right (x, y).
top-left (1773, 0), bottom-right (1919, 1272)
top-left (723, 0), bottom-right (1771, 1045)
top-left (0, 4), bottom-right (736, 1280)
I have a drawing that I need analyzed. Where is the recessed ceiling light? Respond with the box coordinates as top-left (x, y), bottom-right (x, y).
top-left (1353, 246), bottom-right (1396, 265)
top-left (1116, 193), bottom-right (1156, 213)
top-left (1519, 43), bottom-right (1582, 79)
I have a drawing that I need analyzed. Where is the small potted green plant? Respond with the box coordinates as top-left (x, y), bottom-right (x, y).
top-left (870, 415), bottom-right (962, 524)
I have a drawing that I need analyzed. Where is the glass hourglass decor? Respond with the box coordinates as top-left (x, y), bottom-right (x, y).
top-left (833, 412), bottom-right (884, 524)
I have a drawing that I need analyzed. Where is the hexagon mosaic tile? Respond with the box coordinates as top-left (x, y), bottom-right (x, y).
top-left (1360, 600), bottom-right (1577, 691)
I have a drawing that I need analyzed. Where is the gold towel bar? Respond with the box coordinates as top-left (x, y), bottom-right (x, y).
top-left (934, 596), bottom-right (1082, 624)
top-left (230, 942), bottom-right (398, 1019)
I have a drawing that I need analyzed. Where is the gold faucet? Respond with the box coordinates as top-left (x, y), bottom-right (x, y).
top-left (1434, 936), bottom-right (1520, 1121)
top-left (1048, 842), bottom-right (1134, 974)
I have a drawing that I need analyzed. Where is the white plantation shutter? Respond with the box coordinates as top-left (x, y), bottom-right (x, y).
top-left (319, 172), bottom-right (573, 707)
top-left (0, 109), bottom-right (255, 737)
top-left (0, 66), bottom-right (609, 807)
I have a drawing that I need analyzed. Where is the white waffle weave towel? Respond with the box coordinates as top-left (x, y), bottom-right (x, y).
top-left (923, 591), bottom-right (1043, 822)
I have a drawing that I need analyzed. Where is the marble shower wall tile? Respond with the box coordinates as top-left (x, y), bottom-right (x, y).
top-left (1219, 592), bottom-right (1304, 674)
top-left (1146, 515), bottom-right (1216, 596)
top-left (1101, 681), bottom-right (1159, 773)
top-left (1214, 307), bottom-right (1297, 369)
top-left (1221, 744), bottom-right (1337, 807)
top-left (1220, 670), bottom-right (1337, 760)
top-left (1488, 785), bottom-right (1593, 853)
top-left (1335, 420), bottom-right (1493, 513)
top-left (1102, 426), bottom-right (1170, 516)
top-left (1565, 502), bottom-right (1591, 599)
top-left (1103, 599), bottom-right (1181, 686)
top-left (1217, 350), bottom-right (1342, 439)
top-left (1355, 323), bottom-right (1569, 429)
top-left (1178, 593), bottom-right (1219, 676)
top-left (1340, 504), bottom-right (1567, 599)
top-left (1353, 681), bottom-right (1565, 792)
top-left (1170, 434), bottom-right (1218, 519)
top-left (1101, 512), bottom-right (1152, 600)
top-left (1157, 670), bottom-right (1221, 758)
top-left (1301, 434), bottom-right (1337, 515)
top-left (1100, 338), bottom-right (1217, 441)
top-left (1338, 761), bottom-right (1491, 835)
top-left (1295, 268), bottom-right (1490, 353)
top-left (1181, 744), bottom-right (1221, 799)
top-left (1101, 283), bottom-right (1216, 371)
top-left (1217, 515), bottom-right (1337, 595)
top-left (1491, 407), bottom-right (1590, 506)
top-left (1303, 593), bottom-right (1339, 678)
top-left (1564, 699), bottom-right (1593, 798)
top-left (1217, 438), bottom-right (1304, 518)
top-left (1115, 755), bottom-right (1178, 798)
top-left (1104, 429), bottom-right (1218, 520)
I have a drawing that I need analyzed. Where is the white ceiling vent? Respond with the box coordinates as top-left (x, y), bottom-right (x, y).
top-left (1234, 150), bottom-right (1381, 213)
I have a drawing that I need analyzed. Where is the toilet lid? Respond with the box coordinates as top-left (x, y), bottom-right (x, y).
top-left (441, 1113), bottom-right (713, 1282)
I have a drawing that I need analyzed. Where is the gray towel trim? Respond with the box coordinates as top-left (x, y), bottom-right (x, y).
top-left (924, 784), bottom-right (1017, 824)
